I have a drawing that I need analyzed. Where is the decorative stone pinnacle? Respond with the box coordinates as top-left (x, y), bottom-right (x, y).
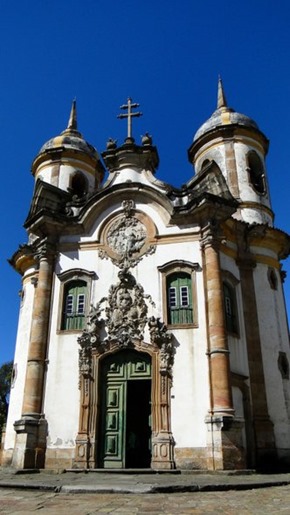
top-left (217, 77), bottom-right (227, 109)
top-left (67, 99), bottom-right (78, 131)
top-left (117, 97), bottom-right (142, 141)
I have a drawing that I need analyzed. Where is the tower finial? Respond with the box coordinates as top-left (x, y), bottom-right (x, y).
top-left (67, 99), bottom-right (77, 131)
top-left (217, 76), bottom-right (227, 109)
top-left (117, 97), bottom-right (142, 142)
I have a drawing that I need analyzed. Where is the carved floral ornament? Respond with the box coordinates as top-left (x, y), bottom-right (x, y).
top-left (77, 268), bottom-right (174, 385)
top-left (99, 200), bottom-right (156, 269)
top-left (78, 200), bottom-right (173, 385)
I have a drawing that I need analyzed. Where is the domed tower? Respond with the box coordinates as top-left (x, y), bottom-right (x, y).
top-left (188, 79), bottom-right (273, 226)
top-left (31, 101), bottom-right (104, 196)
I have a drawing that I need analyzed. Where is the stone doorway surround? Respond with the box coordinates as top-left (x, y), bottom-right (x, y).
top-left (74, 267), bottom-right (176, 470)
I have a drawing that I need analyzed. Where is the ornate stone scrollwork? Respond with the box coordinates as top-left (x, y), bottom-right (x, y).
top-left (148, 316), bottom-right (174, 373)
top-left (77, 270), bottom-right (174, 385)
top-left (34, 239), bottom-right (57, 264)
top-left (105, 268), bottom-right (150, 344)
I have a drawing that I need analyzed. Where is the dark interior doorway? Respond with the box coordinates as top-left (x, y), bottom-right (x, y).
top-left (126, 379), bottom-right (151, 468)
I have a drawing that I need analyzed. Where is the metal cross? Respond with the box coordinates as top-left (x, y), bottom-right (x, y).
top-left (117, 98), bottom-right (142, 139)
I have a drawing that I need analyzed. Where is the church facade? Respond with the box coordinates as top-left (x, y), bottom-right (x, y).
top-left (2, 82), bottom-right (290, 471)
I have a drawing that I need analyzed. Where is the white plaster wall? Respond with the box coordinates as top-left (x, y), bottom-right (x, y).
top-left (87, 203), bottom-right (199, 243)
top-left (4, 280), bottom-right (35, 450)
top-left (253, 262), bottom-right (290, 450)
top-left (43, 276), bottom-right (80, 449)
top-left (194, 146), bottom-right (227, 181)
top-left (35, 167), bottom-right (52, 184)
top-left (109, 167), bottom-right (151, 186)
top-left (35, 162), bottom-right (96, 193)
top-left (58, 163), bottom-right (95, 192)
top-left (43, 333), bottom-right (80, 448)
top-left (49, 225), bottom-right (210, 451)
top-left (171, 325), bottom-right (209, 448)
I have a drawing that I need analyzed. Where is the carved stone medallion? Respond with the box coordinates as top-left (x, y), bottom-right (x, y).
top-left (107, 216), bottom-right (146, 256)
top-left (99, 200), bottom-right (156, 269)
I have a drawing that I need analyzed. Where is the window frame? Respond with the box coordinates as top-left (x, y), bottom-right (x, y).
top-left (158, 260), bottom-right (199, 328)
top-left (62, 280), bottom-right (87, 330)
top-left (57, 268), bottom-right (95, 333)
top-left (246, 150), bottom-right (267, 196)
top-left (222, 271), bottom-right (240, 337)
top-left (70, 171), bottom-right (88, 197)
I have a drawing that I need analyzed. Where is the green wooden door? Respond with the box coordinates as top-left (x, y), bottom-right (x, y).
top-left (99, 350), bottom-right (151, 469)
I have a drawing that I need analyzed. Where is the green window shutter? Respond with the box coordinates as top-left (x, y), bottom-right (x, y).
top-left (167, 273), bottom-right (193, 325)
top-left (62, 280), bottom-right (87, 330)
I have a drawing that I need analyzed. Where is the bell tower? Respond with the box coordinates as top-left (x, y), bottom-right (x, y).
top-left (188, 79), bottom-right (273, 226)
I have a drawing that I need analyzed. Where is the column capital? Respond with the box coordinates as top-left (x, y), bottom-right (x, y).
top-left (200, 221), bottom-right (223, 251)
top-left (34, 240), bottom-right (57, 264)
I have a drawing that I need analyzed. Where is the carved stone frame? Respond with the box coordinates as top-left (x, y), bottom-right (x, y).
top-left (56, 268), bottom-right (96, 333)
top-left (74, 338), bottom-right (175, 470)
top-left (158, 260), bottom-right (200, 329)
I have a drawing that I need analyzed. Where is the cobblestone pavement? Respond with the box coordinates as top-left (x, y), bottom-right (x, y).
top-left (0, 485), bottom-right (290, 514)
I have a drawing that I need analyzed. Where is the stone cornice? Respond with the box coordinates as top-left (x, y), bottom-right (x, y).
top-left (9, 245), bottom-right (35, 275)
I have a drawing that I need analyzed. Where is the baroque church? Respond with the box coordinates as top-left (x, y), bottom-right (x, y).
top-left (2, 81), bottom-right (290, 471)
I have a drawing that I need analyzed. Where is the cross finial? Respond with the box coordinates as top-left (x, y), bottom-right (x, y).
top-left (117, 98), bottom-right (142, 141)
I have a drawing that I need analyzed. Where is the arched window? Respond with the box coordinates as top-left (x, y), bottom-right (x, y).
top-left (247, 151), bottom-right (266, 195)
top-left (166, 272), bottom-right (193, 325)
top-left (268, 268), bottom-right (278, 290)
top-left (201, 159), bottom-right (211, 170)
top-left (223, 282), bottom-right (238, 334)
top-left (71, 172), bottom-right (88, 197)
top-left (61, 280), bottom-right (87, 330)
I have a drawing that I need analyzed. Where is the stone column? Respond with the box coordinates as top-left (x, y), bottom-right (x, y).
top-left (202, 226), bottom-right (244, 470)
top-left (12, 244), bottom-right (55, 469)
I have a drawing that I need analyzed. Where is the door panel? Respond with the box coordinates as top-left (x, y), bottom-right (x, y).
top-left (102, 382), bottom-right (125, 468)
top-left (99, 350), bottom-right (151, 469)
top-left (128, 358), bottom-right (151, 378)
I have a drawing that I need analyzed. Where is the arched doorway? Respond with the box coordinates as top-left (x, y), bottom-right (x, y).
top-left (98, 349), bottom-right (152, 468)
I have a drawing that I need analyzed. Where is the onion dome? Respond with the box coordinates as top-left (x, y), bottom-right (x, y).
top-left (193, 78), bottom-right (260, 142)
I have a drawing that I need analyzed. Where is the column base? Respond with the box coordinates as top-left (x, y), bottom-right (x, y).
top-left (74, 433), bottom-right (91, 469)
top-left (12, 417), bottom-right (47, 470)
top-left (151, 431), bottom-right (175, 470)
top-left (205, 415), bottom-right (246, 470)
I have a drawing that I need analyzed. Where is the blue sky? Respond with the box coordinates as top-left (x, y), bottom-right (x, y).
top-left (0, 0), bottom-right (289, 364)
